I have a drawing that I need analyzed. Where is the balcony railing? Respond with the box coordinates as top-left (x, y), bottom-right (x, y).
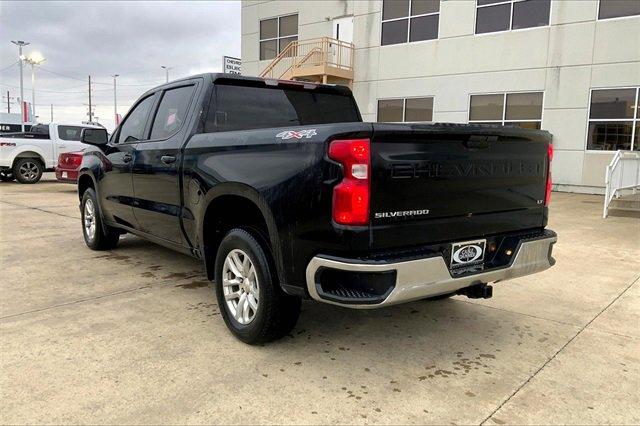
top-left (260, 37), bottom-right (354, 82)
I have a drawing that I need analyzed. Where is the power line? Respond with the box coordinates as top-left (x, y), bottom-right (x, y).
top-left (0, 82), bottom-right (114, 94)
top-left (0, 61), bottom-right (19, 73)
top-left (37, 65), bottom-right (162, 87)
top-left (37, 66), bottom-right (95, 83)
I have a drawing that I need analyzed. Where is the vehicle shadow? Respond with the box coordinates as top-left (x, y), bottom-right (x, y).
top-left (116, 234), bottom-right (545, 368)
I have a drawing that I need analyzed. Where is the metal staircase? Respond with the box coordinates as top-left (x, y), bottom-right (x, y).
top-left (603, 150), bottom-right (640, 218)
top-left (260, 37), bottom-right (354, 85)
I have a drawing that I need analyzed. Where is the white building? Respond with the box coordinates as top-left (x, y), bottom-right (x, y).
top-left (241, 0), bottom-right (640, 193)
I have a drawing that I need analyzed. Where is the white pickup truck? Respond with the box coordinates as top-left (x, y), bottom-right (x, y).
top-left (0, 123), bottom-right (103, 183)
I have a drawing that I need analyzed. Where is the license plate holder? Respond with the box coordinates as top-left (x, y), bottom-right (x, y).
top-left (450, 239), bottom-right (486, 269)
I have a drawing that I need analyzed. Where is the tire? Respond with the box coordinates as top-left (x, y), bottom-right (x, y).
top-left (214, 227), bottom-right (301, 344)
top-left (13, 158), bottom-right (43, 184)
top-left (80, 188), bottom-right (120, 250)
top-left (0, 171), bottom-right (13, 182)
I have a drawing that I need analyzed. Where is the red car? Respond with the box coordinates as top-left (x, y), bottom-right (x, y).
top-left (55, 151), bottom-right (83, 183)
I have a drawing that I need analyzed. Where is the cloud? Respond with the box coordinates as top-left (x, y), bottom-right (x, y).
top-left (0, 1), bottom-right (240, 131)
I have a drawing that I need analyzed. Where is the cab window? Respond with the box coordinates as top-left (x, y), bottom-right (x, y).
top-left (149, 85), bottom-right (195, 140)
top-left (118, 95), bottom-right (155, 143)
top-left (58, 125), bottom-right (84, 141)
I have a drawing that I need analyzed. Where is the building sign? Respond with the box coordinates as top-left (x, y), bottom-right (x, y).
top-left (0, 124), bottom-right (24, 134)
top-left (223, 56), bottom-right (242, 75)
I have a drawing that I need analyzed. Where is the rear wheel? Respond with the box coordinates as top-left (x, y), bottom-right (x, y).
top-left (81, 188), bottom-right (120, 250)
top-left (215, 228), bottom-right (301, 344)
top-left (0, 170), bottom-right (13, 182)
top-left (13, 158), bottom-right (43, 184)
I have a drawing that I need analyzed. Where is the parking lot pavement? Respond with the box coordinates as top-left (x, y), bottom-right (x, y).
top-left (1, 174), bottom-right (639, 425)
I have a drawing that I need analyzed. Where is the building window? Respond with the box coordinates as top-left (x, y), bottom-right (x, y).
top-left (469, 92), bottom-right (543, 129)
top-left (378, 97), bottom-right (434, 122)
top-left (587, 87), bottom-right (639, 151)
top-left (475, 0), bottom-right (550, 34)
top-left (381, 0), bottom-right (440, 46)
top-left (598, 0), bottom-right (640, 19)
top-left (259, 14), bottom-right (298, 60)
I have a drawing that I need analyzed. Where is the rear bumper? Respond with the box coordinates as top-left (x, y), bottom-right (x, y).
top-left (306, 230), bottom-right (557, 309)
top-left (54, 167), bottom-right (79, 183)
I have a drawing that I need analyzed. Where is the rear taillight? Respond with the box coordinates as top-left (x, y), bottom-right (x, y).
top-left (60, 152), bottom-right (83, 168)
top-left (328, 139), bottom-right (370, 226)
top-left (71, 154), bottom-right (83, 167)
top-left (545, 143), bottom-right (553, 206)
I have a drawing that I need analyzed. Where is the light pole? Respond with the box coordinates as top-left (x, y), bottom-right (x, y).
top-left (111, 74), bottom-right (119, 127)
top-left (161, 65), bottom-right (172, 83)
top-left (24, 52), bottom-right (45, 122)
top-left (11, 40), bottom-right (30, 131)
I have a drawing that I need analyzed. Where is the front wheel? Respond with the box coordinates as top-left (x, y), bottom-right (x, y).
top-left (13, 158), bottom-right (43, 184)
top-left (214, 228), bottom-right (301, 344)
top-left (81, 188), bottom-right (120, 250)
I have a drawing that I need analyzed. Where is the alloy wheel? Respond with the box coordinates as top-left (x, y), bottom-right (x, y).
top-left (18, 161), bottom-right (40, 182)
top-left (222, 249), bottom-right (260, 325)
top-left (83, 199), bottom-right (97, 241)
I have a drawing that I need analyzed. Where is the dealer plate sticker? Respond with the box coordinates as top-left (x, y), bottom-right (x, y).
top-left (450, 239), bottom-right (486, 269)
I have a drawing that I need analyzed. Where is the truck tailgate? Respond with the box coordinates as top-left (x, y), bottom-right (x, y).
top-left (369, 123), bottom-right (551, 249)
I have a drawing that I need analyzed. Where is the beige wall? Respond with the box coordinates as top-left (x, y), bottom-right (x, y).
top-left (241, 0), bottom-right (640, 193)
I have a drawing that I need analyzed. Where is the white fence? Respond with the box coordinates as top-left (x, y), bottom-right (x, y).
top-left (603, 150), bottom-right (640, 218)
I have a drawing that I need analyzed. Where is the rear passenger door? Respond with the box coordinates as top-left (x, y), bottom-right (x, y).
top-left (131, 81), bottom-right (199, 245)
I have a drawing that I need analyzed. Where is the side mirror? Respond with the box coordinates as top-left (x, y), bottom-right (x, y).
top-left (81, 128), bottom-right (108, 146)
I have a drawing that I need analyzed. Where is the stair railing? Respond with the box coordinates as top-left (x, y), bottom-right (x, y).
top-left (603, 150), bottom-right (640, 218)
top-left (260, 37), bottom-right (354, 80)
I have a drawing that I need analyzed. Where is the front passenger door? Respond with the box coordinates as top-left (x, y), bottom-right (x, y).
top-left (99, 94), bottom-right (156, 228)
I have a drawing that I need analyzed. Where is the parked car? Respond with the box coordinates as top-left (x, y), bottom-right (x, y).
top-left (55, 151), bottom-right (84, 183)
top-left (0, 123), bottom-right (102, 183)
top-left (77, 73), bottom-right (557, 344)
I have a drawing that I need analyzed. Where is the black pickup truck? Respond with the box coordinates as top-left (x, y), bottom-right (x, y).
top-left (78, 73), bottom-right (556, 344)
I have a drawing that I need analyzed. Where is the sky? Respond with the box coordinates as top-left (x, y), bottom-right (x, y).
top-left (0, 1), bottom-right (241, 131)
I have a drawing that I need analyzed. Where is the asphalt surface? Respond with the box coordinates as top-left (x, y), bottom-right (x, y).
top-left (1, 174), bottom-right (639, 424)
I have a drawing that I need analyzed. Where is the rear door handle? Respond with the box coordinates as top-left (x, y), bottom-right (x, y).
top-left (122, 153), bottom-right (132, 163)
top-left (161, 155), bottom-right (176, 165)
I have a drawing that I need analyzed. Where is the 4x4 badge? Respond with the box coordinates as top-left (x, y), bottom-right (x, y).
top-left (276, 129), bottom-right (317, 140)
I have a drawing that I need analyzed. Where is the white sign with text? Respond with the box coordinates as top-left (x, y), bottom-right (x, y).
top-left (223, 56), bottom-right (242, 75)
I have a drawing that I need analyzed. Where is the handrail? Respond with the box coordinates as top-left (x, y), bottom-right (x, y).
top-left (260, 37), bottom-right (354, 79)
top-left (603, 150), bottom-right (640, 218)
top-left (260, 38), bottom-right (299, 78)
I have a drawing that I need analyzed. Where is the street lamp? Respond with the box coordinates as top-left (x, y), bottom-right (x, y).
top-left (11, 40), bottom-right (30, 131)
top-left (111, 74), bottom-right (119, 127)
top-left (161, 65), bottom-right (172, 83)
top-left (24, 52), bottom-right (46, 122)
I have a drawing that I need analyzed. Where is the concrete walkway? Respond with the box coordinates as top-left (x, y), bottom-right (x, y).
top-left (1, 175), bottom-right (638, 424)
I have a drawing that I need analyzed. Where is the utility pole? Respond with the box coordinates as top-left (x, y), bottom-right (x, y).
top-left (3, 91), bottom-right (14, 113)
top-left (11, 40), bottom-right (30, 131)
top-left (88, 75), bottom-right (93, 123)
top-left (111, 74), bottom-right (119, 127)
top-left (50, 104), bottom-right (53, 122)
top-left (161, 65), bottom-right (172, 83)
